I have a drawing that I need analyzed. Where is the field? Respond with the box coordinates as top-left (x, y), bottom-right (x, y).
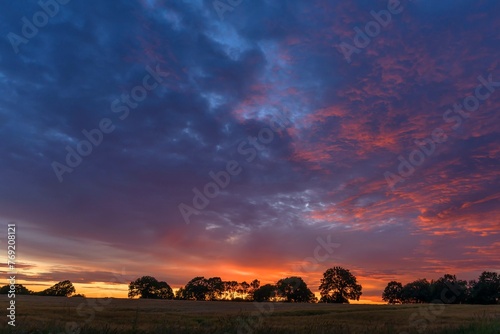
top-left (3, 296), bottom-right (500, 333)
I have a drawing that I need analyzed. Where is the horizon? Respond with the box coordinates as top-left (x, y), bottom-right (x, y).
top-left (1, 0), bottom-right (499, 306)
top-left (15, 270), bottom-right (494, 305)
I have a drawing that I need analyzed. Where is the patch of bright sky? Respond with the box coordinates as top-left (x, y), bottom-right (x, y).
top-left (206, 223), bottom-right (222, 230)
top-left (230, 40), bottom-right (312, 130)
top-left (75, 282), bottom-right (129, 298)
top-left (201, 92), bottom-right (226, 112)
top-left (205, 20), bottom-right (253, 61)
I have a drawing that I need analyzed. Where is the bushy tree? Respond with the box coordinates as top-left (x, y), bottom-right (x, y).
top-left (401, 279), bottom-right (431, 304)
top-left (319, 267), bottom-right (362, 303)
top-left (382, 281), bottom-right (403, 304)
top-left (276, 277), bottom-right (316, 303)
top-left (0, 284), bottom-right (33, 295)
top-left (206, 277), bottom-right (225, 300)
top-left (383, 272), bottom-right (499, 305)
top-left (155, 281), bottom-right (175, 299)
top-left (128, 276), bottom-right (173, 299)
top-left (468, 271), bottom-right (500, 304)
top-left (430, 274), bottom-right (467, 304)
top-left (253, 284), bottom-right (277, 302)
top-left (38, 280), bottom-right (75, 297)
top-left (182, 276), bottom-right (210, 300)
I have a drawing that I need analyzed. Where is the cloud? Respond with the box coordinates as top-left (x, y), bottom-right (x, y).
top-left (0, 0), bottom-right (498, 301)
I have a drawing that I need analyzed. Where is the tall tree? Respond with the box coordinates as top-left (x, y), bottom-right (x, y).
top-left (239, 281), bottom-right (250, 298)
top-left (382, 281), bottom-right (403, 304)
top-left (247, 279), bottom-right (260, 300)
top-left (226, 280), bottom-right (239, 300)
top-left (206, 277), bottom-right (224, 300)
top-left (276, 277), bottom-right (316, 303)
top-left (250, 279), bottom-right (260, 290)
top-left (319, 267), bottom-right (362, 303)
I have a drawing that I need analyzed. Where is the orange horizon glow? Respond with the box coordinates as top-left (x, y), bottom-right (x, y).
top-left (14, 270), bottom-right (468, 304)
top-left (20, 280), bottom-right (387, 304)
top-left (12, 247), bottom-right (499, 305)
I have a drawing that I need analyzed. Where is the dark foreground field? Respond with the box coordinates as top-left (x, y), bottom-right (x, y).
top-left (3, 296), bottom-right (500, 333)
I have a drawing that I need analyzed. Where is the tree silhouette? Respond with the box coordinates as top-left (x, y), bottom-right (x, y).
top-left (239, 281), bottom-right (250, 298)
top-left (38, 280), bottom-right (75, 297)
top-left (382, 271), bottom-right (500, 305)
top-left (206, 277), bottom-right (225, 300)
top-left (226, 280), bottom-right (239, 300)
top-left (319, 267), bottom-right (362, 303)
top-left (401, 279), bottom-right (431, 304)
top-left (247, 279), bottom-right (260, 300)
top-left (253, 284), bottom-right (277, 302)
top-left (382, 281), bottom-right (403, 304)
top-left (276, 277), bottom-right (316, 303)
top-left (183, 276), bottom-right (210, 300)
top-left (155, 281), bottom-right (175, 299)
top-left (430, 274), bottom-right (467, 304)
top-left (0, 284), bottom-right (33, 295)
top-left (469, 271), bottom-right (500, 304)
top-left (250, 279), bottom-right (260, 290)
top-left (128, 276), bottom-right (173, 299)
top-left (177, 277), bottom-right (258, 301)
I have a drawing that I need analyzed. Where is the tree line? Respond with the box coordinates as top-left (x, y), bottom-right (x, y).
top-left (1, 268), bottom-right (497, 305)
top-left (382, 271), bottom-right (500, 305)
top-left (0, 280), bottom-right (80, 297)
top-left (130, 268), bottom-right (498, 305)
top-left (128, 267), bottom-right (362, 303)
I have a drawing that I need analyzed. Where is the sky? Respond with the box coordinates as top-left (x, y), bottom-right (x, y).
top-left (0, 0), bottom-right (499, 303)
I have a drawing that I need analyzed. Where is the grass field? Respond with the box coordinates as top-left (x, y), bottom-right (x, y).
top-left (3, 296), bottom-right (500, 333)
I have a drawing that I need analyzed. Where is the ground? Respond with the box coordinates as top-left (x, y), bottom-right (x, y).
top-left (3, 295), bottom-right (500, 333)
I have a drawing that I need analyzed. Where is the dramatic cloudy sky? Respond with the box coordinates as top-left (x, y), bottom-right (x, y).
top-left (0, 0), bottom-right (499, 302)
